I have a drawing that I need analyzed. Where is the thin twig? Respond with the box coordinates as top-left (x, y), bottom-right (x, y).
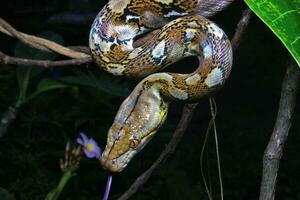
top-left (0, 18), bottom-right (89, 59)
top-left (200, 99), bottom-right (216, 200)
top-left (0, 17), bottom-right (93, 67)
top-left (117, 8), bottom-right (252, 200)
top-left (199, 98), bottom-right (222, 200)
top-left (0, 51), bottom-right (92, 68)
top-left (259, 60), bottom-right (299, 200)
top-left (210, 98), bottom-right (223, 200)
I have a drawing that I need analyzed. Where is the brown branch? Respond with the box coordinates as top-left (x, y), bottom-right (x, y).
top-left (117, 8), bottom-right (252, 200)
top-left (68, 46), bottom-right (91, 54)
top-left (0, 18), bottom-right (90, 59)
top-left (0, 51), bottom-right (92, 68)
top-left (259, 60), bottom-right (299, 200)
top-left (231, 9), bottom-right (252, 52)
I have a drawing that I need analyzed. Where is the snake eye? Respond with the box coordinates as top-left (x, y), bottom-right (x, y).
top-left (129, 139), bottom-right (140, 149)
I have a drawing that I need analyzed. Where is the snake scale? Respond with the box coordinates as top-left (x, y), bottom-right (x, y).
top-left (89, 0), bottom-right (233, 172)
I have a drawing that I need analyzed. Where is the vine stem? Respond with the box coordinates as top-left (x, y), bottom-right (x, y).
top-left (45, 170), bottom-right (73, 200)
top-left (210, 98), bottom-right (223, 200)
top-left (200, 98), bottom-right (223, 200)
top-left (55, 171), bottom-right (73, 198)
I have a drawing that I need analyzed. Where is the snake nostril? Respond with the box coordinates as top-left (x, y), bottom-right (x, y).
top-left (129, 139), bottom-right (140, 149)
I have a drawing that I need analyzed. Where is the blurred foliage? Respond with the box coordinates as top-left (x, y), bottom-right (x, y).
top-left (14, 31), bottom-right (69, 108)
top-left (0, 0), bottom-right (300, 200)
top-left (244, 0), bottom-right (300, 66)
top-left (0, 188), bottom-right (15, 200)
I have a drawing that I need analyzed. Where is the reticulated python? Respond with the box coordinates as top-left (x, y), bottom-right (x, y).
top-left (89, 0), bottom-right (233, 172)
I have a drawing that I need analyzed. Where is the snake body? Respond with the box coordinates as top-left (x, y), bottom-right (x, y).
top-left (89, 0), bottom-right (233, 172)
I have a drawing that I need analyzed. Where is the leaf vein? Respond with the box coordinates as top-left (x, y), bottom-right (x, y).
top-left (291, 36), bottom-right (300, 45)
top-left (272, 10), bottom-right (299, 23)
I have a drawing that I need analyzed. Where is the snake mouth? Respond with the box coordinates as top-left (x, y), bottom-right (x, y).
top-left (100, 158), bottom-right (122, 173)
top-left (100, 150), bottom-right (136, 173)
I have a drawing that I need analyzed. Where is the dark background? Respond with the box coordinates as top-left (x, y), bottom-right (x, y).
top-left (0, 0), bottom-right (299, 199)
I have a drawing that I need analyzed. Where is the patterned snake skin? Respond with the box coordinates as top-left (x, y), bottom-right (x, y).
top-left (89, 0), bottom-right (233, 172)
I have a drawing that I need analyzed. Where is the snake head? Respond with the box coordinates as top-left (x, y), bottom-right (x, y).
top-left (100, 84), bottom-right (168, 172)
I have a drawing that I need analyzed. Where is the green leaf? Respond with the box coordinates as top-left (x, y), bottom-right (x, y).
top-left (16, 67), bottom-right (32, 105)
top-left (22, 79), bottom-right (70, 105)
top-left (244, 0), bottom-right (300, 66)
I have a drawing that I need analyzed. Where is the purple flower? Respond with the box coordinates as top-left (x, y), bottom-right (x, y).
top-left (77, 132), bottom-right (101, 159)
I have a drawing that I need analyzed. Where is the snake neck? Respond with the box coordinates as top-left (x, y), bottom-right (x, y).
top-left (101, 79), bottom-right (170, 172)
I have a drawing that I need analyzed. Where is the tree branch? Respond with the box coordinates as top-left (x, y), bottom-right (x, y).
top-left (117, 8), bottom-right (252, 200)
top-left (0, 17), bottom-right (93, 68)
top-left (231, 9), bottom-right (252, 51)
top-left (0, 51), bottom-right (92, 68)
top-left (0, 17), bottom-right (90, 59)
top-left (259, 60), bottom-right (300, 200)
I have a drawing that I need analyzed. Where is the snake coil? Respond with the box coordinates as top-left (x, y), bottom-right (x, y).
top-left (89, 0), bottom-right (233, 172)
